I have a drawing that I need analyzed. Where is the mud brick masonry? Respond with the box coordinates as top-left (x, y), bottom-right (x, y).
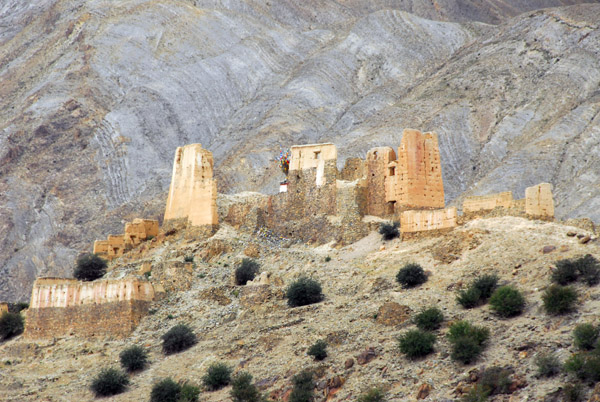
top-left (24, 278), bottom-right (159, 338)
top-left (93, 218), bottom-right (159, 261)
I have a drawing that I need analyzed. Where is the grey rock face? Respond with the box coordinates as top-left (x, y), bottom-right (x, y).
top-left (1, 0), bottom-right (600, 301)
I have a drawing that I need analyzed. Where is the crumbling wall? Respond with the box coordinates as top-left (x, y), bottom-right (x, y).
top-left (93, 219), bottom-right (159, 261)
top-left (463, 192), bottom-right (514, 213)
top-left (164, 144), bottom-right (218, 229)
top-left (366, 147), bottom-right (396, 217)
top-left (340, 157), bottom-right (366, 181)
top-left (400, 207), bottom-right (457, 234)
top-left (386, 129), bottom-right (445, 211)
top-left (25, 278), bottom-right (156, 338)
top-left (0, 303), bottom-right (8, 314)
top-left (525, 183), bottom-right (554, 219)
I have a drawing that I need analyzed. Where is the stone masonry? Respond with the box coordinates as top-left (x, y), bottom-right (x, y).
top-left (400, 207), bottom-right (458, 234)
top-left (385, 129), bottom-right (445, 211)
top-left (366, 147), bottom-right (396, 217)
top-left (463, 191), bottom-right (514, 214)
top-left (93, 218), bottom-right (159, 261)
top-left (164, 144), bottom-right (218, 230)
top-left (525, 183), bottom-right (555, 218)
top-left (24, 277), bottom-right (157, 338)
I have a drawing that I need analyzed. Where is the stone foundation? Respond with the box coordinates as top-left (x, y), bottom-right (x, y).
top-left (400, 207), bottom-right (458, 235)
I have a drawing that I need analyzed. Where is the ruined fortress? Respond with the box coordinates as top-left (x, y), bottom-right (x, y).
top-left (22, 128), bottom-right (555, 339)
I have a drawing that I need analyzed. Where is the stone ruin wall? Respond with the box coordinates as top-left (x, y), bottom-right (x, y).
top-left (164, 144), bottom-right (218, 232)
top-left (25, 277), bottom-right (157, 338)
top-left (386, 129), bottom-right (445, 212)
top-left (0, 302), bottom-right (7, 314)
top-left (463, 191), bottom-right (514, 213)
top-left (525, 183), bottom-right (555, 218)
top-left (366, 147), bottom-right (396, 217)
top-left (400, 207), bottom-right (458, 235)
top-left (93, 218), bottom-right (159, 261)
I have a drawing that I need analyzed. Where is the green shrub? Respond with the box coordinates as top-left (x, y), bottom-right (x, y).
top-left (0, 312), bottom-right (24, 340)
top-left (564, 352), bottom-right (600, 383)
top-left (161, 324), bottom-right (197, 355)
top-left (457, 287), bottom-right (483, 309)
top-left (413, 307), bottom-right (444, 331)
top-left (235, 258), bottom-right (260, 286)
top-left (15, 302), bottom-right (29, 312)
top-left (479, 366), bottom-right (512, 395)
top-left (179, 382), bottom-right (200, 402)
top-left (472, 274), bottom-right (499, 300)
top-left (543, 285), bottom-right (578, 315)
top-left (230, 372), bottom-right (261, 402)
top-left (396, 263), bottom-right (427, 289)
top-left (289, 370), bottom-right (314, 402)
top-left (74, 253), bottom-right (107, 281)
top-left (552, 259), bottom-right (579, 285)
top-left (119, 345), bottom-right (148, 372)
top-left (576, 254), bottom-right (600, 286)
top-left (286, 277), bottom-right (324, 307)
top-left (202, 362), bottom-right (232, 391)
top-left (150, 378), bottom-right (182, 402)
top-left (307, 340), bottom-right (327, 361)
top-left (461, 385), bottom-right (489, 402)
top-left (357, 387), bottom-right (385, 402)
top-left (563, 383), bottom-right (585, 402)
top-left (184, 255), bottom-right (194, 263)
top-left (324, 256), bottom-right (331, 262)
top-left (574, 323), bottom-right (599, 351)
top-left (379, 222), bottom-right (399, 241)
top-left (90, 368), bottom-right (129, 397)
top-left (398, 329), bottom-right (436, 359)
top-left (489, 286), bottom-right (525, 318)
top-left (535, 352), bottom-right (561, 377)
top-left (447, 321), bottom-right (490, 364)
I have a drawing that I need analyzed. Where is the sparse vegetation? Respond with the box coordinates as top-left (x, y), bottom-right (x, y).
top-left (235, 258), bottom-right (260, 286)
top-left (150, 378), bottom-right (200, 402)
top-left (286, 277), bottom-right (324, 307)
top-left (479, 366), bottom-right (512, 395)
top-left (396, 263), bottom-right (427, 289)
top-left (562, 383), bottom-right (585, 402)
top-left (461, 385), bottom-right (489, 402)
top-left (413, 307), bottom-right (444, 331)
top-left (179, 382), bottom-right (201, 402)
top-left (542, 285), bottom-right (578, 315)
top-left (161, 324), bottom-right (197, 355)
top-left (119, 345), bottom-right (148, 372)
top-left (489, 286), bottom-right (525, 317)
top-left (230, 372), bottom-right (261, 402)
top-left (447, 321), bottom-right (490, 364)
top-left (73, 253), bottom-right (107, 281)
top-left (202, 362), bottom-right (232, 391)
top-left (0, 311), bottom-right (24, 340)
top-left (553, 255), bottom-right (600, 286)
top-left (90, 368), bottom-right (129, 397)
top-left (184, 255), bottom-right (194, 263)
top-left (307, 340), bottom-right (327, 361)
top-left (379, 222), bottom-right (399, 241)
top-left (289, 370), bottom-right (314, 402)
top-left (573, 323), bottom-right (599, 351)
top-left (398, 329), bottom-right (436, 359)
top-left (564, 352), bottom-right (600, 383)
top-left (535, 352), bottom-right (561, 377)
top-left (357, 387), bottom-right (385, 402)
top-left (457, 274), bottom-right (499, 309)
top-left (324, 256), bottom-right (331, 262)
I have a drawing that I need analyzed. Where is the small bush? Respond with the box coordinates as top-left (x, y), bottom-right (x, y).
top-left (0, 312), bottom-right (24, 340)
top-left (563, 383), bottom-right (585, 402)
top-left (414, 307), bottom-right (444, 331)
top-left (479, 366), bottom-right (512, 395)
top-left (235, 258), bottom-right (260, 286)
top-left (543, 285), bottom-right (578, 315)
top-left (289, 370), bottom-right (314, 402)
top-left (231, 372), bottom-right (261, 402)
top-left (15, 302), bottom-right (29, 312)
top-left (202, 362), bottom-right (232, 391)
top-left (398, 329), bottom-right (436, 359)
top-left (461, 385), bottom-right (489, 402)
top-left (357, 388), bottom-right (385, 402)
top-left (184, 255), bottom-right (194, 263)
top-left (161, 324), bottom-right (197, 355)
top-left (573, 323), bottom-right (599, 351)
top-left (576, 254), bottom-right (600, 286)
top-left (119, 345), bottom-right (148, 372)
top-left (447, 321), bottom-right (490, 364)
top-left (307, 340), bottom-right (327, 361)
top-left (74, 253), bottom-right (107, 281)
top-left (286, 277), bottom-right (324, 307)
top-left (90, 368), bottom-right (129, 397)
top-left (564, 352), bottom-right (600, 383)
top-left (179, 382), bottom-right (200, 402)
top-left (457, 287), bottom-right (483, 309)
top-left (552, 260), bottom-right (579, 285)
top-left (379, 222), bottom-right (399, 241)
top-left (535, 352), bottom-right (561, 377)
top-left (150, 378), bottom-right (182, 402)
top-left (489, 286), bottom-right (525, 318)
top-left (324, 256), bottom-right (331, 262)
top-left (472, 274), bottom-right (499, 300)
top-left (396, 263), bottom-right (427, 289)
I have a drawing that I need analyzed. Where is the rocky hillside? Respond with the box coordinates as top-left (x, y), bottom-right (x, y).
top-left (1, 216), bottom-right (599, 400)
top-left (1, 0), bottom-right (600, 302)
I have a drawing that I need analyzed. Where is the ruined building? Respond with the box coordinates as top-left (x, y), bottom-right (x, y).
top-left (164, 143), bottom-right (218, 232)
top-left (93, 218), bottom-right (159, 261)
